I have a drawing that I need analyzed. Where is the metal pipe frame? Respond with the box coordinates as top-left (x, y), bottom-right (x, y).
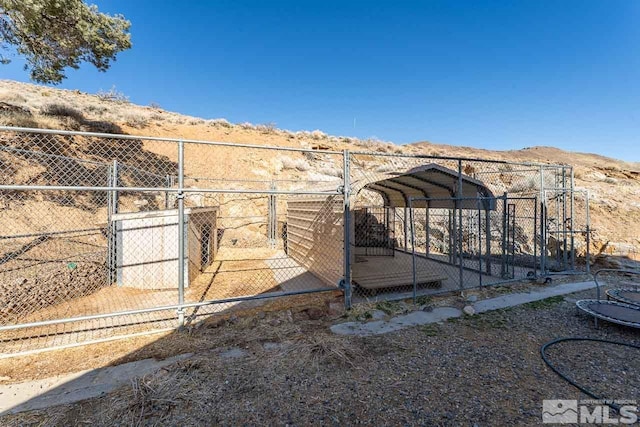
top-left (342, 150), bottom-right (352, 309)
top-left (177, 141), bottom-right (186, 326)
top-left (349, 149), bottom-right (564, 168)
top-left (0, 286), bottom-right (340, 333)
top-left (457, 160), bottom-right (464, 291)
top-left (0, 126), bottom-right (344, 155)
top-left (593, 269), bottom-right (640, 302)
top-left (0, 184), bottom-right (341, 196)
top-left (409, 198), bottom-right (417, 302)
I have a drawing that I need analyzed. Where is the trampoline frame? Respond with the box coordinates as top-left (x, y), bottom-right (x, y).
top-left (576, 268), bottom-right (640, 328)
top-left (606, 288), bottom-right (640, 307)
top-left (576, 299), bottom-right (640, 329)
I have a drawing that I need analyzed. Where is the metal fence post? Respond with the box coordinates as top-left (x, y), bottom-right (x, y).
top-left (425, 206), bottom-right (430, 256)
top-left (477, 199), bottom-right (483, 287)
top-left (586, 190), bottom-right (591, 275)
top-left (342, 150), bottom-right (352, 309)
top-left (457, 160), bottom-right (464, 292)
top-left (570, 167), bottom-right (576, 270)
top-left (177, 140), bottom-right (185, 326)
top-left (409, 198), bottom-right (417, 302)
top-left (268, 181), bottom-right (276, 248)
top-left (534, 196), bottom-right (538, 276)
top-left (501, 192), bottom-right (508, 278)
top-left (107, 160), bottom-right (119, 286)
top-left (165, 174), bottom-right (171, 209)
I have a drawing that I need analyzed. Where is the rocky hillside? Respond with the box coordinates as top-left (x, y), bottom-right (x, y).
top-left (0, 79), bottom-right (638, 267)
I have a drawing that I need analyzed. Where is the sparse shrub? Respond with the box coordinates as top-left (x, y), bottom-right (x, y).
top-left (508, 177), bottom-right (537, 193)
top-left (123, 113), bottom-right (149, 128)
top-left (188, 118), bottom-right (205, 125)
top-left (87, 121), bottom-right (122, 134)
top-left (0, 111), bottom-right (40, 128)
top-left (0, 91), bottom-right (27, 104)
top-left (96, 85), bottom-right (129, 103)
top-left (40, 103), bottom-right (84, 121)
top-left (239, 122), bottom-right (254, 130)
top-left (281, 157), bottom-right (310, 171)
top-left (207, 118), bottom-right (232, 128)
top-left (84, 104), bottom-right (108, 115)
top-left (148, 102), bottom-right (162, 109)
top-left (256, 122), bottom-right (276, 134)
top-left (319, 166), bottom-right (342, 178)
top-left (302, 151), bottom-right (322, 161)
top-left (311, 129), bottom-right (327, 140)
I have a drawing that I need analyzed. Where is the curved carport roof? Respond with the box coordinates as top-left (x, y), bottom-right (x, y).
top-left (351, 164), bottom-right (496, 210)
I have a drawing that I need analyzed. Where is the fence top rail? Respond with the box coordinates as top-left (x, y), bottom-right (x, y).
top-left (0, 183), bottom-right (342, 195)
top-left (350, 149), bottom-right (569, 169)
top-left (0, 126), bottom-right (344, 155)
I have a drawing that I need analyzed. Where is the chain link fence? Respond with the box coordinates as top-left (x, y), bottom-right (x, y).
top-left (0, 127), bottom-right (345, 355)
top-left (0, 126), bottom-right (592, 354)
top-left (348, 151), bottom-right (586, 302)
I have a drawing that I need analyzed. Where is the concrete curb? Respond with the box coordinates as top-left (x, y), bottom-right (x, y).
top-left (331, 281), bottom-right (596, 337)
top-left (0, 353), bottom-right (192, 415)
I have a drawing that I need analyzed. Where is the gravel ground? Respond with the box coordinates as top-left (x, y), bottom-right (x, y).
top-left (3, 286), bottom-right (640, 426)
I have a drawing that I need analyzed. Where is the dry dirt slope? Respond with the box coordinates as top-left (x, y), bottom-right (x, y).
top-left (0, 79), bottom-right (638, 261)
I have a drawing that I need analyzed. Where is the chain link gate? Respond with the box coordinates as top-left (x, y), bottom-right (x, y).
top-left (405, 195), bottom-right (541, 298)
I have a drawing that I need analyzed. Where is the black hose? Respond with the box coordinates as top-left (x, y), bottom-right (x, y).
top-left (540, 337), bottom-right (640, 412)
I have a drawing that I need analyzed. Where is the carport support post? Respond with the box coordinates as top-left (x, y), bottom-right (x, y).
top-left (425, 206), bottom-right (430, 256)
top-left (403, 208), bottom-right (408, 251)
top-left (501, 192), bottom-right (508, 278)
top-left (342, 150), bottom-right (352, 309)
top-left (177, 140), bottom-right (185, 326)
top-left (485, 209), bottom-right (491, 275)
top-left (409, 198), bottom-right (417, 302)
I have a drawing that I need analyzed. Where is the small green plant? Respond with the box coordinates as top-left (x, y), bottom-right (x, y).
top-left (375, 300), bottom-right (403, 315)
top-left (419, 324), bottom-right (440, 336)
top-left (468, 311), bottom-right (510, 331)
top-left (414, 295), bottom-right (433, 306)
top-left (523, 296), bottom-right (564, 310)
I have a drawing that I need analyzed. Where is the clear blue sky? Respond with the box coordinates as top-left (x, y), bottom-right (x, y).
top-left (2, 0), bottom-right (639, 161)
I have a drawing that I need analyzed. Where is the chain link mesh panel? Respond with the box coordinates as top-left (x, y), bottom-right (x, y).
top-left (0, 129), bottom-right (345, 355)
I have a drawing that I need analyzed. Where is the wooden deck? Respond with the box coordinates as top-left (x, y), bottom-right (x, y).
top-left (352, 251), bottom-right (446, 290)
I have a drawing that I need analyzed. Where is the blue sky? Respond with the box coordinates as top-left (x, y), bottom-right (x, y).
top-left (2, 0), bottom-right (639, 161)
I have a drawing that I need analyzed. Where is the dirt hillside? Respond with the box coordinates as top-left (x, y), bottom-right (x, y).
top-left (0, 79), bottom-right (638, 266)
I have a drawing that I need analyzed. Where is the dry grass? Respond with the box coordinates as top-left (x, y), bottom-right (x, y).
top-left (4, 285), bottom-right (640, 426)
